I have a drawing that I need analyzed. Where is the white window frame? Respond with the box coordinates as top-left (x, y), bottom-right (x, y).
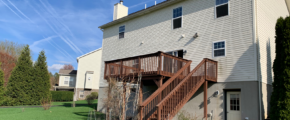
top-left (172, 6), bottom-right (183, 30)
top-left (215, 0), bottom-right (230, 19)
top-left (79, 90), bottom-right (84, 98)
top-left (64, 77), bottom-right (69, 85)
top-left (212, 40), bottom-right (226, 58)
top-left (119, 25), bottom-right (125, 39)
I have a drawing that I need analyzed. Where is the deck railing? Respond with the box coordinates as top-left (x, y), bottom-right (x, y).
top-left (140, 58), bottom-right (217, 120)
top-left (104, 51), bottom-right (190, 79)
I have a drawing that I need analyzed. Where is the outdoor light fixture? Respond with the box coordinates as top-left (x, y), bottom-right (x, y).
top-left (183, 49), bottom-right (187, 55)
top-left (181, 34), bottom-right (185, 38)
top-left (214, 90), bottom-right (219, 97)
top-left (193, 33), bottom-right (199, 38)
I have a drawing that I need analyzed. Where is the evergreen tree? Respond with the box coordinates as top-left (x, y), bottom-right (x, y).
top-left (34, 50), bottom-right (51, 103)
top-left (270, 16), bottom-right (290, 119)
top-left (5, 45), bottom-right (33, 105)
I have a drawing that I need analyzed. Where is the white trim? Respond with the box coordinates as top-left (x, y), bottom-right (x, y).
top-left (119, 25), bottom-right (126, 39)
top-left (212, 40), bottom-right (226, 58)
top-left (215, 0), bottom-right (230, 19)
top-left (77, 48), bottom-right (102, 61)
top-left (172, 6), bottom-right (183, 30)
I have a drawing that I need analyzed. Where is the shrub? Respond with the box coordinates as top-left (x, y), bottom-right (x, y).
top-left (86, 95), bottom-right (95, 105)
top-left (41, 97), bottom-right (52, 110)
top-left (51, 91), bottom-right (73, 101)
top-left (91, 92), bottom-right (98, 99)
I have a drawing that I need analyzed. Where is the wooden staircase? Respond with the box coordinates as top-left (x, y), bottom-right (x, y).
top-left (140, 58), bottom-right (217, 120)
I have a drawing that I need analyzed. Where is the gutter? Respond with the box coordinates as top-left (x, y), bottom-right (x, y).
top-left (252, 0), bottom-right (262, 119)
top-left (285, 0), bottom-right (290, 14)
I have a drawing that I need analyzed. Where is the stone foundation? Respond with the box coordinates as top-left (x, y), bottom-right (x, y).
top-left (75, 88), bottom-right (99, 100)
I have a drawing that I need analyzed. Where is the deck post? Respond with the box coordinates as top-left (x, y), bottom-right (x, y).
top-left (158, 53), bottom-right (162, 74)
top-left (139, 57), bottom-right (141, 73)
top-left (158, 77), bottom-right (163, 103)
top-left (120, 60), bottom-right (123, 77)
top-left (139, 81), bottom-right (143, 120)
top-left (204, 80), bottom-right (208, 120)
top-left (157, 106), bottom-right (161, 120)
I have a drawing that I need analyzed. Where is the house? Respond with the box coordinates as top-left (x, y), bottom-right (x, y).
top-left (97, 0), bottom-right (290, 120)
top-left (54, 69), bottom-right (77, 91)
top-left (75, 48), bottom-right (102, 100)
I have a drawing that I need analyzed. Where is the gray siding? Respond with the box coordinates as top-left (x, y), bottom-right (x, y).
top-left (100, 0), bottom-right (255, 87)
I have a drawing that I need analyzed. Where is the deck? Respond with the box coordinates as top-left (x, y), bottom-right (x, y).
top-left (104, 51), bottom-right (191, 80)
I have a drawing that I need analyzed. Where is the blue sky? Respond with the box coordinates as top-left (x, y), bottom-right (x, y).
top-left (0, 0), bottom-right (166, 73)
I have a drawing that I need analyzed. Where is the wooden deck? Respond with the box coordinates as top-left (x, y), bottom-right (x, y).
top-left (104, 51), bottom-right (191, 80)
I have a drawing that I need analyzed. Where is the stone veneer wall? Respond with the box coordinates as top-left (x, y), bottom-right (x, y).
top-left (75, 88), bottom-right (99, 100)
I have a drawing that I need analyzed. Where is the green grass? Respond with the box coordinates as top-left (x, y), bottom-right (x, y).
top-left (52, 100), bottom-right (98, 106)
top-left (0, 100), bottom-right (106, 120)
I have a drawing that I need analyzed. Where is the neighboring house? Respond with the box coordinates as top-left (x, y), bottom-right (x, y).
top-left (54, 69), bottom-right (77, 91)
top-left (97, 0), bottom-right (290, 120)
top-left (75, 48), bottom-right (102, 100)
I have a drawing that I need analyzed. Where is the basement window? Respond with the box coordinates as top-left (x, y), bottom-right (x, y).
top-left (213, 41), bottom-right (226, 57)
top-left (172, 7), bottom-right (182, 29)
top-left (119, 25), bottom-right (125, 39)
top-left (79, 90), bottom-right (84, 98)
top-left (215, 0), bottom-right (229, 18)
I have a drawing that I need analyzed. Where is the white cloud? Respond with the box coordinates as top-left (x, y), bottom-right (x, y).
top-left (48, 64), bottom-right (64, 72)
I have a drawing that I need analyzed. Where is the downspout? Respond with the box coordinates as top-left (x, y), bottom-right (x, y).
top-left (252, 0), bottom-right (262, 119)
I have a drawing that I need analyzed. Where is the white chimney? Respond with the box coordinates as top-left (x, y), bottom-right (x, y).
top-left (113, 0), bottom-right (128, 20)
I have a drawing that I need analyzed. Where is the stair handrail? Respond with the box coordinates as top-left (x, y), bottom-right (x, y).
top-left (140, 60), bottom-right (192, 107)
top-left (156, 58), bottom-right (217, 119)
top-left (156, 59), bottom-right (208, 106)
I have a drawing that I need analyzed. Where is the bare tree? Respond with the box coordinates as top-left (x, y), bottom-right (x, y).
top-left (62, 64), bottom-right (74, 70)
top-left (0, 40), bottom-right (26, 87)
top-left (103, 74), bottom-right (142, 120)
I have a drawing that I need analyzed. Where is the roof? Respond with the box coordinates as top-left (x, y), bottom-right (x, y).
top-left (77, 48), bottom-right (102, 62)
top-left (59, 69), bottom-right (77, 75)
top-left (99, 0), bottom-right (185, 29)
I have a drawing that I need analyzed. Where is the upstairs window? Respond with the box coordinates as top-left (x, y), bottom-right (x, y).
top-left (213, 41), bottom-right (225, 57)
top-left (173, 7), bottom-right (182, 29)
top-left (119, 25), bottom-right (125, 39)
top-left (215, 0), bottom-right (229, 18)
top-left (64, 77), bottom-right (69, 85)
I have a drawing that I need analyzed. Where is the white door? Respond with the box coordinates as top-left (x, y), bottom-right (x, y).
top-left (227, 92), bottom-right (241, 120)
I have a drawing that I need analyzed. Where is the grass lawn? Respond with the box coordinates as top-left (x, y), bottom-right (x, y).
top-left (52, 100), bottom-right (98, 106)
top-left (0, 100), bottom-right (105, 120)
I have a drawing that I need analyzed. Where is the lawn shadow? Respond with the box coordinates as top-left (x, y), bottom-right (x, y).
top-left (62, 103), bottom-right (98, 109)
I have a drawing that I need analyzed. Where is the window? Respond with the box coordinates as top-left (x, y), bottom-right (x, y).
top-left (119, 25), bottom-right (125, 39)
top-left (64, 77), bottom-right (69, 85)
top-left (173, 7), bottom-right (182, 29)
top-left (79, 91), bottom-right (84, 98)
top-left (230, 94), bottom-right (240, 111)
top-left (166, 50), bottom-right (183, 58)
top-left (215, 0), bottom-right (229, 18)
top-left (166, 51), bottom-right (178, 57)
top-left (69, 77), bottom-right (74, 86)
top-left (213, 41), bottom-right (225, 57)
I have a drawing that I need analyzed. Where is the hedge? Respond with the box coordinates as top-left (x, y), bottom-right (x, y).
top-left (51, 91), bottom-right (73, 101)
